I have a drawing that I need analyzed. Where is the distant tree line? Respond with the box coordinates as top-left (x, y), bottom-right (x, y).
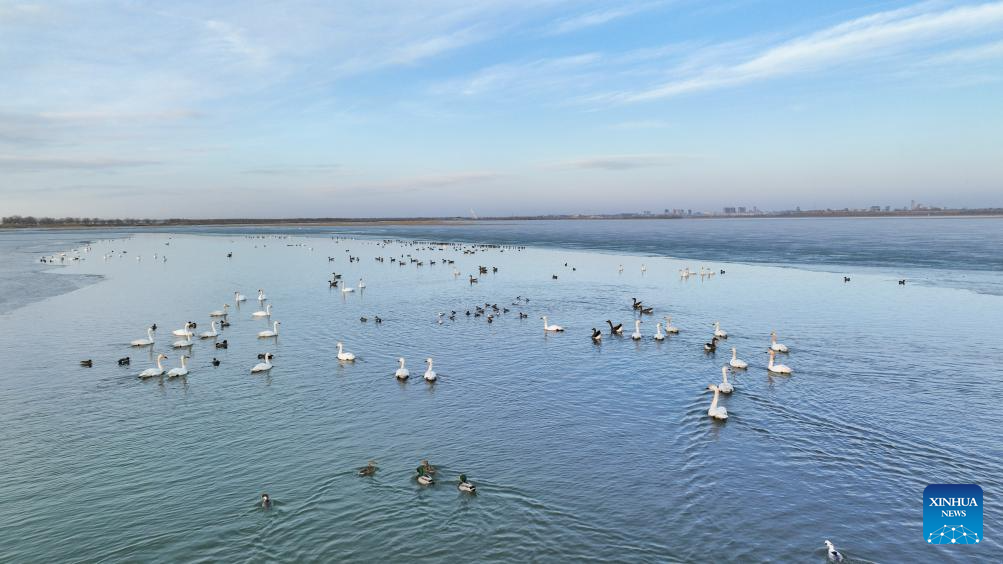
top-left (1, 215), bottom-right (167, 227)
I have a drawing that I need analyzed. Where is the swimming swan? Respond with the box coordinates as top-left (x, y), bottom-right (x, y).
top-left (234, 291), bottom-right (247, 302)
top-left (770, 331), bottom-right (789, 352)
top-left (209, 304), bottom-right (230, 317)
top-left (252, 304), bottom-right (272, 318)
top-left (139, 354), bottom-right (168, 378)
top-left (541, 316), bottom-right (564, 332)
top-left (251, 353), bottom-right (273, 373)
top-left (717, 366), bottom-right (734, 393)
top-left (336, 341), bottom-right (356, 361)
top-left (172, 335), bottom-right (194, 348)
top-left (654, 323), bottom-right (665, 341)
top-left (713, 321), bottom-right (728, 339)
top-left (257, 321), bottom-right (280, 338)
top-left (663, 316), bottom-right (679, 334)
top-left (423, 358), bottom-right (437, 381)
top-left (729, 347), bottom-right (748, 369)
top-left (172, 322), bottom-right (194, 337)
top-left (395, 357), bottom-right (409, 379)
top-left (130, 327), bottom-right (155, 347)
top-left (167, 355), bottom-right (189, 378)
top-left (707, 384), bottom-right (728, 420)
top-left (824, 540), bottom-right (844, 562)
top-left (631, 319), bottom-right (642, 340)
top-left (199, 320), bottom-right (219, 339)
top-left (257, 289), bottom-right (267, 302)
top-left (768, 350), bottom-right (792, 374)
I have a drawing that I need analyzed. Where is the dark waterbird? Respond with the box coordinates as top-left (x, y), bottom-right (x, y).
top-left (704, 336), bottom-right (719, 352)
top-left (607, 320), bottom-right (623, 335)
top-left (591, 328), bottom-right (602, 342)
top-left (117, 357), bottom-right (130, 366)
top-left (211, 358), bottom-right (221, 367)
top-left (79, 359), bottom-right (92, 367)
top-left (215, 340), bottom-right (228, 349)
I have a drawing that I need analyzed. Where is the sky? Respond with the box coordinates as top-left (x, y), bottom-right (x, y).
top-left (1, 0), bottom-right (1002, 218)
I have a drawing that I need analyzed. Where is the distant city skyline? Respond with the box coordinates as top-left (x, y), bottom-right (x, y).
top-left (2, 1), bottom-right (1002, 218)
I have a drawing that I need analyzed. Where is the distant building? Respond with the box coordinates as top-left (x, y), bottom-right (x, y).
top-left (738, 206), bottom-right (746, 213)
top-left (723, 207), bottom-right (737, 214)
top-left (870, 205), bottom-right (881, 212)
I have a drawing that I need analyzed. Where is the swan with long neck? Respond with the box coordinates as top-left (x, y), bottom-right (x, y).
top-left (768, 350), bottom-right (792, 374)
top-left (653, 322), bottom-right (665, 341)
top-left (707, 384), bottom-right (728, 419)
top-left (336, 341), bottom-right (356, 361)
top-left (173, 333), bottom-right (194, 348)
top-left (234, 291), bottom-right (246, 302)
top-left (139, 354), bottom-right (168, 378)
top-left (663, 316), bottom-right (679, 334)
top-left (395, 357), bottom-right (409, 379)
top-left (541, 316), bottom-right (564, 332)
top-left (209, 304), bottom-right (229, 317)
top-left (631, 319), bottom-right (642, 340)
top-left (257, 289), bottom-right (267, 302)
top-left (251, 353), bottom-right (273, 373)
top-left (172, 322), bottom-right (193, 337)
top-left (729, 347), bottom-right (748, 369)
top-left (130, 327), bottom-right (155, 347)
top-left (252, 304), bottom-right (272, 318)
top-left (423, 358), bottom-right (437, 381)
top-left (717, 366), bottom-right (734, 393)
top-left (257, 321), bottom-right (280, 338)
top-left (713, 321), bottom-right (728, 338)
top-left (167, 355), bottom-right (189, 378)
top-left (200, 320), bottom-right (219, 339)
top-left (770, 331), bottom-right (789, 352)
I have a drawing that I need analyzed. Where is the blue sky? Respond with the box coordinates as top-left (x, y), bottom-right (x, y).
top-left (2, 0), bottom-right (1002, 218)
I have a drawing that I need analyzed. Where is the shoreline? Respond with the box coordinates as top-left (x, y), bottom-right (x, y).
top-left (2, 212), bottom-right (1002, 231)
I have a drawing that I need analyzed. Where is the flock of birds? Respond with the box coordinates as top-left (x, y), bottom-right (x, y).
top-left (62, 235), bottom-right (856, 560)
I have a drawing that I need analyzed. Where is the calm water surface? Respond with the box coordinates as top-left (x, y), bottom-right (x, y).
top-left (1, 219), bottom-right (1001, 563)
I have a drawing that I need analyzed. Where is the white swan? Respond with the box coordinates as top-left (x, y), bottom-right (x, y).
top-left (172, 322), bottom-right (193, 337)
top-left (209, 304), bottom-right (230, 317)
top-left (358, 278), bottom-right (366, 289)
top-left (336, 341), bottom-right (355, 361)
top-left (770, 331), bottom-right (789, 352)
top-left (139, 354), bottom-right (168, 378)
top-left (234, 291), bottom-right (247, 302)
top-left (707, 384), bottom-right (728, 420)
top-left (768, 350), bottom-right (792, 374)
top-left (423, 358), bottom-right (437, 381)
top-left (251, 304), bottom-right (272, 318)
top-left (824, 540), bottom-right (844, 562)
top-left (199, 320), bottom-right (219, 339)
top-left (172, 335), bottom-right (194, 348)
top-left (257, 289), bottom-right (267, 302)
top-left (341, 285), bottom-right (355, 293)
top-left (729, 347), bottom-right (748, 369)
top-left (663, 316), bottom-right (679, 334)
top-left (641, 263), bottom-right (647, 272)
top-left (395, 357), bottom-right (409, 379)
top-left (713, 321), bottom-right (728, 339)
top-left (251, 353), bottom-right (273, 373)
top-left (541, 316), bottom-right (564, 332)
top-left (167, 355), bottom-right (189, 378)
top-left (257, 321), bottom-right (280, 338)
top-left (654, 322), bottom-right (665, 341)
top-left (130, 327), bottom-right (155, 347)
top-left (717, 366), bottom-right (734, 393)
top-left (631, 319), bottom-right (642, 340)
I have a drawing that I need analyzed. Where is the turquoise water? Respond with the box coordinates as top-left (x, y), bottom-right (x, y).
top-left (1, 219), bottom-right (1001, 562)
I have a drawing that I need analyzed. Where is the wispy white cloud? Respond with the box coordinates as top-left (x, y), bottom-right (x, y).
top-left (553, 153), bottom-right (695, 170)
top-left (349, 171), bottom-right (504, 194)
top-left (604, 1), bottom-right (1003, 102)
top-left (0, 155), bottom-right (162, 172)
top-left (204, 19), bottom-right (271, 68)
top-left (548, 1), bottom-right (667, 35)
top-left (918, 38), bottom-right (1003, 66)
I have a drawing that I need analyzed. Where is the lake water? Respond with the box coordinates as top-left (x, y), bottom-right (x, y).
top-left (1, 218), bottom-right (1001, 563)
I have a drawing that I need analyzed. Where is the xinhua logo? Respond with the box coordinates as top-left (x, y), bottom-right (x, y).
top-left (924, 484), bottom-right (983, 545)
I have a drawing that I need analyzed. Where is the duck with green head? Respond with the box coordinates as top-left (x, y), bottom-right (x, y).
top-left (416, 466), bottom-right (434, 486)
top-left (458, 474), bottom-right (476, 494)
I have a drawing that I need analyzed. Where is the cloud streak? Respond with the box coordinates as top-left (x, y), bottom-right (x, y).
top-left (606, 1), bottom-right (1003, 102)
top-left (0, 155), bottom-right (161, 173)
top-left (555, 153), bottom-right (695, 170)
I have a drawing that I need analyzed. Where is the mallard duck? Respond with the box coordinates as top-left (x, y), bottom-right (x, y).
top-left (457, 474), bottom-right (476, 494)
top-left (420, 459), bottom-right (436, 475)
top-left (358, 461), bottom-right (378, 476)
top-left (416, 467), bottom-right (434, 486)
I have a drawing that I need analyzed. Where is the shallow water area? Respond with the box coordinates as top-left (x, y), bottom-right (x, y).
top-left (1, 224), bottom-right (1001, 563)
